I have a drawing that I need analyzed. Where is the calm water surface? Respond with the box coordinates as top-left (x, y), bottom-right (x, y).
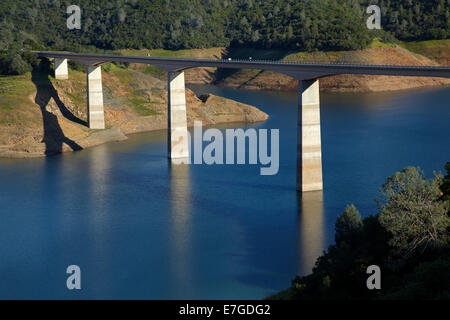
top-left (0, 85), bottom-right (449, 299)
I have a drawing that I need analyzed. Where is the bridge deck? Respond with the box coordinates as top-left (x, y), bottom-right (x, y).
top-left (37, 51), bottom-right (450, 80)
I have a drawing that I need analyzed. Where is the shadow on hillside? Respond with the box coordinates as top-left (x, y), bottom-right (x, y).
top-left (31, 64), bottom-right (84, 156)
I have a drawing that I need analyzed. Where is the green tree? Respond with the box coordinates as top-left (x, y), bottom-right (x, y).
top-left (335, 204), bottom-right (363, 246)
top-left (440, 162), bottom-right (450, 204)
top-left (377, 167), bottom-right (450, 258)
top-left (0, 23), bottom-right (13, 50)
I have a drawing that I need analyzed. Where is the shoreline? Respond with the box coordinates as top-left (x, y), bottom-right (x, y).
top-left (0, 119), bottom-right (269, 159)
top-left (212, 81), bottom-right (450, 94)
top-left (2, 83), bottom-right (449, 160)
top-left (213, 74), bottom-right (450, 93)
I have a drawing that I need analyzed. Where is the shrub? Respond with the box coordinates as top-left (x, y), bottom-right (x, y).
top-left (0, 51), bottom-right (32, 75)
top-left (68, 60), bottom-right (86, 72)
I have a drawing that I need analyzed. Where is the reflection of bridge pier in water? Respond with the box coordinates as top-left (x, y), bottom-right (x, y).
top-left (297, 191), bottom-right (325, 275)
top-left (85, 145), bottom-right (111, 245)
top-left (168, 160), bottom-right (194, 294)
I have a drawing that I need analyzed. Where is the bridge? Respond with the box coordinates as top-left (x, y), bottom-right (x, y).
top-left (37, 51), bottom-right (450, 192)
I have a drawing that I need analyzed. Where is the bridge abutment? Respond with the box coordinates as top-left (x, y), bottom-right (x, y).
top-left (167, 71), bottom-right (189, 159)
top-left (86, 65), bottom-right (105, 129)
top-left (297, 79), bottom-right (323, 192)
top-left (54, 58), bottom-right (68, 80)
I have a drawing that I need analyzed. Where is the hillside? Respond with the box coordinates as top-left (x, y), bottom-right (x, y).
top-left (400, 40), bottom-right (450, 66)
top-left (0, 64), bottom-right (268, 158)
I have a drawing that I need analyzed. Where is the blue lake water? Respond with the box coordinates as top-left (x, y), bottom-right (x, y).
top-left (0, 85), bottom-right (449, 299)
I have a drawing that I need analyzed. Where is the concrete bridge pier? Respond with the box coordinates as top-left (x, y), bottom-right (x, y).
top-left (167, 71), bottom-right (189, 159)
top-left (54, 58), bottom-right (68, 80)
top-left (297, 79), bottom-right (323, 192)
top-left (86, 65), bottom-right (105, 129)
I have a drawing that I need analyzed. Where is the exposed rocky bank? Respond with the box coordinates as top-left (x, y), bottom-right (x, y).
top-left (0, 68), bottom-right (268, 158)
